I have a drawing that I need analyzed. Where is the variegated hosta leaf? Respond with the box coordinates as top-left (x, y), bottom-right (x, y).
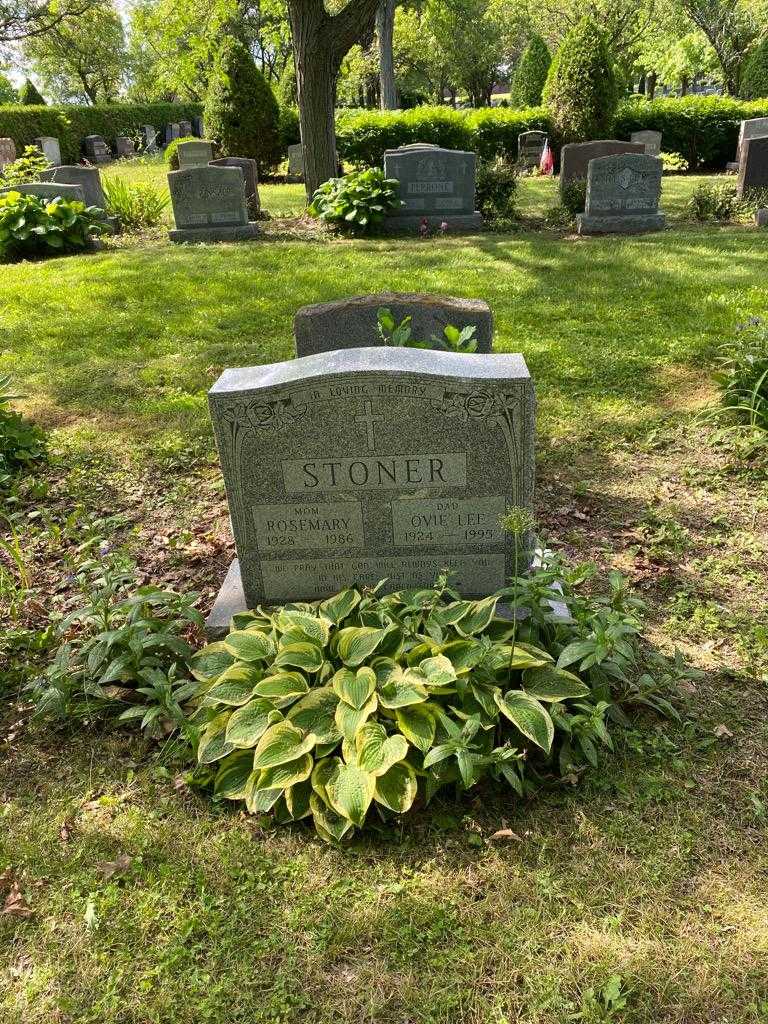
top-left (334, 626), bottom-right (387, 666)
top-left (494, 690), bottom-right (554, 752)
top-left (254, 671), bottom-right (309, 704)
top-left (252, 721), bottom-right (317, 769)
top-left (189, 642), bottom-right (235, 681)
top-left (285, 778), bottom-right (313, 820)
top-left (332, 666), bottom-right (376, 709)
top-left (223, 629), bottom-right (276, 662)
top-left (419, 654), bottom-right (457, 687)
top-left (325, 759), bottom-right (376, 826)
top-left (254, 752), bottom-right (313, 791)
top-left (355, 721), bottom-right (408, 777)
top-left (483, 642), bottom-right (553, 675)
top-left (273, 642), bottom-right (325, 673)
top-left (335, 693), bottom-right (377, 741)
top-left (439, 639), bottom-right (485, 673)
top-left (206, 662), bottom-right (260, 706)
top-left (225, 698), bottom-right (275, 747)
top-left (378, 668), bottom-right (428, 709)
top-left (275, 609), bottom-right (332, 647)
top-left (395, 704), bottom-right (435, 752)
top-left (287, 686), bottom-right (341, 745)
top-left (374, 761), bottom-right (417, 814)
top-left (310, 755), bottom-right (336, 806)
top-left (310, 792), bottom-right (355, 843)
top-left (454, 596), bottom-right (498, 637)
top-left (245, 774), bottom-right (283, 814)
top-left (213, 751), bottom-right (255, 800)
top-left (437, 600), bottom-right (475, 625)
top-left (197, 712), bottom-right (235, 764)
top-left (319, 588), bottom-right (361, 625)
top-left (522, 664), bottom-right (590, 702)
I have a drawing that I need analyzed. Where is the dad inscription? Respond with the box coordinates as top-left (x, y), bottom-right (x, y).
top-left (206, 346), bottom-right (535, 630)
top-left (383, 143), bottom-right (482, 232)
top-left (168, 165), bottom-right (260, 242)
top-left (577, 153), bottom-right (665, 235)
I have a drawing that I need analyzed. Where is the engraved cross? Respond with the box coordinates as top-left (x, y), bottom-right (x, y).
top-left (355, 400), bottom-right (384, 451)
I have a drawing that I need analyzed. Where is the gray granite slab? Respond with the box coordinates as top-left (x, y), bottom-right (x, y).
top-left (33, 136), bottom-right (61, 165)
top-left (83, 134), bottom-right (111, 164)
top-left (177, 140), bottom-right (214, 169)
top-left (208, 346), bottom-right (535, 611)
top-left (560, 139), bottom-right (645, 194)
top-left (577, 153), bottom-right (665, 235)
top-left (178, 120), bottom-right (193, 137)
top-left (168, 165), bottom-right (249, 232)
top-left (630, 130), bottom-right (662, 156)
top-left (41, 165), bottom-right (106, 208)
top-left (384, 144), bottom-right (479, 223)
top-left (756, 208), bottom-right (768, 227)
top-left (209, 157), bottom-right (260, 216)
top-left (737, 136), bottom-right (768, 197)
top-left (294, 293), bottom-right (494, 357)
top-left (164, 123), bottom-right (181, 146)
top-left (143, 125), bottom-right (158, 153)
top-left (115, 136), bottom-right (135, 159)
top-left (0, 181), bottom-right (85, 203)
top-left (737, 117), bottom-right (768, 162)
top-left (287, 143), bottom-right (304, 176)
top-left (518, 130), bottom-right (547, 168)
top-left (192, 116), bottom-right (204, 138)
top-left (0, 138), bottom-right (16, 167)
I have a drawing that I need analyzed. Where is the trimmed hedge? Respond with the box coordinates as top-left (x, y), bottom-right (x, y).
top-left (337, 96), bottom-right (768, 170)
top-left (0, 102), bottom-right (202, 164)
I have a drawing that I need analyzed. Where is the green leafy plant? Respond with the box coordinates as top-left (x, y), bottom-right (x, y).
top-left (740, 37), bottom-right (768, 100)
top-left (376, 307), bottom-right (479, 352)
top-left (102, 177), bottom-right (169, 229)
top-left (19, 78), bottom-right (46, 105)
top-left (687, 180), bottom-right (740, 222)
top-left (543, 17), bottom-right (618, 144)
top-left (309, 167), bottom-right (402, 232)
top-left (186, 557), bottom-right (692, 843)
top-left (660, 150), bottom-right (689, 173)
top-left (710, 317), bottom-right (768, 454)
top-left (0, 375), bottom-right (46, 488)
top-left (510, 35), bottom-right (552, 109)
top-left (0, 145), bottom-right (51, 186)
top-left (475, 158), bottom-right (518, 228)
top-left (559, 177), bottom-right (588, 217)
top-left (0, 190), bottom-right (104, 261)
top-left (571, 975), bottom-right (631, 1022)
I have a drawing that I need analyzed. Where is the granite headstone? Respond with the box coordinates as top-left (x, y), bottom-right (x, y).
top-left (168, 165), bottom-right (260, 243)
top-left (294, 293), bottom-right (494, 357)
top-left (737, 117), bottom-right (768, 162)
top-left (164, 123), bottom-right (181, 146)
top-left (40, 164), bottom-right (119, 231)
top-left (115, 136), bottom-right (135, 159)
top-left (559, 139), bottom-right (645, 195)
top-left (0, 181), bottom-right (85, 203)
top-left (287, 143), bottom-right (304, 177)
top-left (209, 157), bottom-right (260, 216)
top-left (178, 120), bottom-right (193, 137)
top-left (630, 130), bottom-right (662, 156)
top-left (383, 143), bottom-right (482, 231)
top-left (205, 346), bottom-right (535, 629)
top-left (756, 208), bottom-right (768, 227)
top-left (0, 138), bottom-right (16, 168)
top-left (577, 153), bottom-right (665, 235)
top-left (33, 136), bottom-right (61, 165)
top-left (737, 136), bottom-right (768, 198)
top-left (83, 134), bottom-right (112, 164)
top-left (177, 140), bottom-right (214, 169)
top-left (143, 125), bottom-right (159, 153)
top-left (192, 116), bottom-right (204, 137)
top-left (517, 130), bottom-right (547, 168)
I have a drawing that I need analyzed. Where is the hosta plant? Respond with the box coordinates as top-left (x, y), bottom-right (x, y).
top-left (308, 167), bottom-right (402, 233)
top-left (188, 566), bottom-right (687, 843)
top-left (377, 307), bottom-right (478, 353)
top-left (0, 191), bottom-right (104, 261)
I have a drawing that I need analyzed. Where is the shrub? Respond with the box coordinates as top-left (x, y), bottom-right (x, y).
top-left (336, 106), bottom-right (474, 166)
top-left (510, 35), bottom-right (551, 109)
top-left (19, 79), bottom-right (45, 105)
top-left (164, 135), bottom-right (198, 170)
top-left (475, 158), bottom-right (518, 227)
top-left (308, 167), bottom-right (402, 232)
top-left (0, 375), bottom-right (46, 488)
top-left (688, 181), bottom-right (740, 222)
top-left (204, 38), bottom-right (281, 174)
top-left (660, 150), bottom-right (689, 173)
top-left (560, 177), bottom-right (587, 217)
top-left (712, 317), bottom-right (768, 453)
top-left (543, 17), bottom-right (618, 144)
top-left (0, 145), bottom-right (50, 185)
top-left (278, 105), bottom-right (301, 155)
top-left (740, 38), bottom-right (768, 100)
top-left (102, 178), bottom-right (170, 230)
top-left (0, 190), bottom-right (104, 261)
top-left (185, 561), bottom-right (692, 843)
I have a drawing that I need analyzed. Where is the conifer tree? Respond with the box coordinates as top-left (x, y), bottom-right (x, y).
top-left (543, 18), bottom-right (617, 144)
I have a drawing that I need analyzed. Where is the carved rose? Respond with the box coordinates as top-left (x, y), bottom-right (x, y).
top-left (465, 392), bottom-right (496, 418)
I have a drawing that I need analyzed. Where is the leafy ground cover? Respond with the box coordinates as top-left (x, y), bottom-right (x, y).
top-left (1, 178), bottom-right (767, 1023)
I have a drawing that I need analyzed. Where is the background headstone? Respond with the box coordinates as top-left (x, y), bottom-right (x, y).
top-left (559, 139), bottom-right (645, 194)
top-left (737, 117), bottom-right (768, 162)
top-left (41, 165), bottom-right (106, 209)
top-left (206, 346), bottom-right (535, 625)
top-left (115, 136), bottom-right (135, 159)
top-left (192, 116), bottom-right (204, 137)
top-left (0, 181), bottom-right (85, 203)
top-left (287, 143), bottom-right (304, 177)
top-left (33, 136), bottom-right (61, 166)
top-left (178, 120), bottom-right (193, 137)
top-left (83, 134), bottom-right (112, 164)
top-left (630, 130), bottom-right (662, 156)
top-left (0, 138), bottom-right (16, 168)
top-left (577, 153), bottom-right (665, 234)
top-left (737, 136), bottom-right (768, 197)
top-left (177, 140), bottom-right (214, 169)
top-left (164, 123), bottom-right (181, 146)
top-left (383, 143), bottom-right (482, 231)
top-left (517, 130), bottom-right (547, 168)
top-left (209, 156), bottom-right (260, 216)
top-left (143, 125), bottom-right (158, 153)
top-left (756, 208), bottom-right (768, 227)
top-left (168, 165), bottom-right (260, 242)
top-left (294, 293), bottom-right (494, 357)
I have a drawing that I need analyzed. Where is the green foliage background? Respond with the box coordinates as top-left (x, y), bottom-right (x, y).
top-left (510, 35), bottom-right (552, 109)
top-left (542, 17), bottom-right (618, 144)
top-left (740, 38), bottom-right (768, 101)
top-left (19, 79), bottom-right (46, 105)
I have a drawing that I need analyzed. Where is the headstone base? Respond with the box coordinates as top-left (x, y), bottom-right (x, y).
top-left (576, 212), bottom-right (666, 235)
top-left (726, 161), bottom-right (740, 173)
top-left (169, 223), bottom-right (261, 244)
top-left (383, 212), bottom-right (483, 234)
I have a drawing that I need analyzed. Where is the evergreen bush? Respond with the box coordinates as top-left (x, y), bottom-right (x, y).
top-left (542, 17), bottom-right (618, 144)
top-left (740, 38), bottom-right (768, 101)
top-left (510, 36), bottom-right (551, 109)
top-left (204, 38), bottom-right (281, 174)
top-left (19, 79), bottom-right (46, 105)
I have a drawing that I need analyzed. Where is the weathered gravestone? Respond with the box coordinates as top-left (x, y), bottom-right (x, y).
top-left (177, 140), bottom-right (214, 169)
top-left (383, 143), bottom-right (482, 231)
top-left (205, 346), bottom-right (535, 631)
top-left (178, 120), bottom-right (193, 137)
top-left (630, 130), bottom-right (662, 156)
top-left (517, 130), bottom-right (547, 169)
top-left (287, 143), bottom-right (304, 177)
top-left (559, 139), bottom-right (645, 196)
top-left (294, 293), bottom-right (494, 357)
top-left (168, 165), bottom-right (260, 242)
top-left (115, 136), bottom-right (135, 159)
top-left (192, 116), bottom-right (204, 137)
top-left (0, 181), bottom-right (84, 203)
top-left (737, 136), bottom-right (768, 198)
top-left (33, 136), bottom-right (61, 166)
top-left (209, 157), bottom-right (260, 216)
top-left (143, 125), bottom-right (159, 153)
top-left (737, 117), bottom-right (768, 162)
top-left (0, 138), bottom-right (16, 168)
top-left (756, 208), bottom-right (768, 227)
top-left (577, 153), bottom-right (665, 235)
top-left (40, 165), bottom-right (119, 231)
top-left (164, 123), bottom-right (181, 146)
top-left (83, 134), bottom-right (112, 164)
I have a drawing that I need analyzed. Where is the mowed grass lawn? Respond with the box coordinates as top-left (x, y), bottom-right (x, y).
top-left (1, 174), bottom-right (768, 1024)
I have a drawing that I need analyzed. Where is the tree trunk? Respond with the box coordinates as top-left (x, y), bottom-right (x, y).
top-left (638, 71), bottom-right (646, 95)
top-left (377, 0), bottom-right (397, 109)
top-left (647, 71), bottom-right (657, 101)
top-left (288, 0), bottom-right (380, 196)
top-left (680, 74), bottom-right (689, 96)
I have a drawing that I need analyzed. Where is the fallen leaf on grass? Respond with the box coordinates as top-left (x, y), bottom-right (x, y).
top-left (714, 724), bottom-right (734, 740)
top-left (2, 882), bottom-right (33, 919)
top-left (59, 820), bottom-right (73, 844)
top-left (489, 829), bottom-right (523, 842)
top-left (96, 853), bottom-right (133, 880)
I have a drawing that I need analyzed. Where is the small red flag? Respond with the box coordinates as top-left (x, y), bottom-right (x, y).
top-left (540, 140), bottom-right (554, 176)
